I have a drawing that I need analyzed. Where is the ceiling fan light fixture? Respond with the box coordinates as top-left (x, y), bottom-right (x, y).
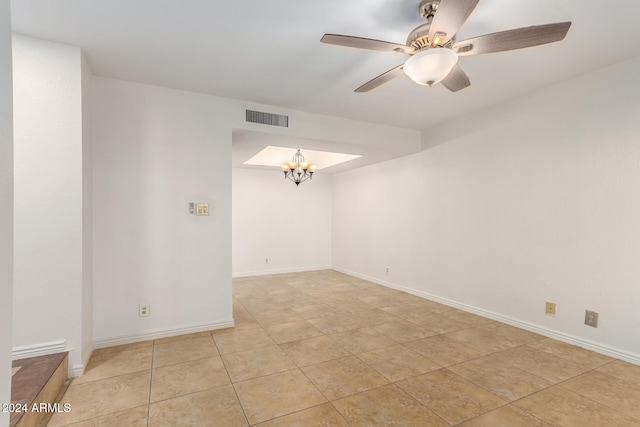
top-left (403, 48), bottom-right (458, 87)
top-left (432, 31), bottom-right (447, 46)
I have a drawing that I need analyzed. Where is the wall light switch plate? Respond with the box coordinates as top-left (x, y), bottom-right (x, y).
top-left (585, 310), bottom-right (599, 328)
top-left (196, 203), bottom-right (209, 216)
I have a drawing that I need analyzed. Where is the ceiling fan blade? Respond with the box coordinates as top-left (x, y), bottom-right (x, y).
top-left (355, 64), bottom-right (405, 93)
top-left (454, 22), bottom-right (572, 56)
top-left (321, 34), bottom-right (413, 54)
top-left (429, 0), bottom-right (480, 45)
top-left (440, 64), bottom-right (470, 92)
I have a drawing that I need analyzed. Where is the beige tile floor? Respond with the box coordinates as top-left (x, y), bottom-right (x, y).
top-left (47, 270), bottom-right (640, 426)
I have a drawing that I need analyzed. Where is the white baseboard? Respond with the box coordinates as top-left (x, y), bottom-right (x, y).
top-left (233, 265), bottom-right (331, 278)
top-left (93, 319), bottom-right (235, 349)
top-left (12, 340), bottom-right (90, 378)
top-left (70, 363), bottom-right (86, 378)
top-left (332, 266), bottom-right (640, 366)
top-left (69, 344), bottom-right (95, 378)
top-left (12, 340), bottom-right (67, 360)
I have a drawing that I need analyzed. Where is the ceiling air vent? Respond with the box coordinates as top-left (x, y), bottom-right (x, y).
top-left (245, 109), bottom-right (289, 128)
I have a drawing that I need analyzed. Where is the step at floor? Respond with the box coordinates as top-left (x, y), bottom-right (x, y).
top-left (10, 353), bottom-right (68, 427)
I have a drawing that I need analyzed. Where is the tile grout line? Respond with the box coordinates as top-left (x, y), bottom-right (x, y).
top-left (213, 330), bottom-right (252, 426)
top-left (552, 363), bottom-right (640, 421)
top-left (282, 335), bottom-right (359, 426)
top-left (286, 278), bottom-right (552, 421)
top-left (68, 272), bottom-right (638, 425)
top-left (147, 340), bottom-right (155, 427)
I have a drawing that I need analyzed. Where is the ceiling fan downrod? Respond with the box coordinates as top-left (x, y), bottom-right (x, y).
top-left (418, 0), bottom-right (440, 21)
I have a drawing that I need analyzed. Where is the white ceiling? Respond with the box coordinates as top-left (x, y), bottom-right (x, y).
top-left (10, 0), bottom-right (640, 169)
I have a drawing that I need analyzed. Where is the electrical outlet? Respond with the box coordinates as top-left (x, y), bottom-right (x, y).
top-left (545, 301), bottom-right (556, 315)
top-left (585, 310), bottom-right (599, 328)
top-left (139, 304), bottom-right (150, 317)
top-left (265, 258), bottom-right (269, 264)
top-left (386, 267), bottom-right (390, 275)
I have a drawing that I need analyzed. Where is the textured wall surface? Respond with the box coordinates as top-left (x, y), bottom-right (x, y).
top-left (81, 53), bottom-right (93, 369)
top-left (0, 0), bottom-right (14, 423)
top-left (92, 77), bottom-right (234, 342)
top-left (232, 168), bottom-right (332, 277)
top-left (91, 76), bottom-right (420, 344)
top-left (333, 55), bottom-right (640, 361)
top-left (12, 35), bottom-right (88, 374)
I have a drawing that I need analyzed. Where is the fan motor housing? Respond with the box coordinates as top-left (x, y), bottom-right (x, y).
top-left (409, 0), bottom-right (455, 50)
top-left (407, 23), bottom-right (456, 51)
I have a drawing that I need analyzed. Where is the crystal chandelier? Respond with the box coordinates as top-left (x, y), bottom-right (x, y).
top-left (280, 149), bottom-right (316, 186)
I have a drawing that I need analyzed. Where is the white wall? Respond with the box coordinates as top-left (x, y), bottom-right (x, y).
top-left (92, 77), bottom-right (235, 344)
top-left (0, 0), bottom-right (13, 423)
top-left (333, 55), bottom-right (640, 363)
top-left (12, 34), bottom-right (90, 375)
top-left (232, 168), bottom-right (332, 276)
top-left (91, 77), bottom-right (421, 346)
top-left (80, 53), bottom-right (93, 368)
top-left (239, 102), bottom-right (421, 155)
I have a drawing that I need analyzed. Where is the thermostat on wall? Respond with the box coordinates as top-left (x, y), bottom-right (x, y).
top-left (189, 202), bottom-right (209, 216)
top-left (196, 203), bottom-right (209, 216)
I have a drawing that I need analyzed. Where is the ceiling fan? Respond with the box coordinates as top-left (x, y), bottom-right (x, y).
top-left (321, 0), bottom-right (571, 93)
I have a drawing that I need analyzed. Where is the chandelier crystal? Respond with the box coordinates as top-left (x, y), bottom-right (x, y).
top-left (280, 149), bottom-right (316, 187)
